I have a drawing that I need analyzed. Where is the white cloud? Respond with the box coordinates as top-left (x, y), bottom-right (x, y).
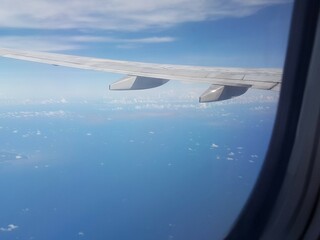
top-left (22, 208), bottom-right (30, 212)
top-left (0, 36), bottom-right (81, 51)
top-left (69, 36), bottom-right (175, 43)
top-left (211, 143), bottom-right (219, 148)
top-left (0, 224), bottom-right (18, 232)
top-left (123, 37), bottom-right (176, 43)
top-left (0, 0), bottom-right (290, 31)
top-left (0, 35), bottom-right (176, 51)
top-left (60, 98), bottom-right (68, 104)
top-left (0, 110), bottom-right (67, 119)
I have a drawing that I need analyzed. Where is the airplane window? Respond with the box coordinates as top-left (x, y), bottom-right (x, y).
top-left (0, 1), bottom-right (293, 239)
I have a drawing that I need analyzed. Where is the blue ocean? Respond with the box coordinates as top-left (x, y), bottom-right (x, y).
top-left (0, 95), bottom-right (277, 240)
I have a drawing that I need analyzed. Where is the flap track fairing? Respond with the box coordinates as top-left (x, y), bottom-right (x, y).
top-left (199, 85), bottom-right (250, 103)
top-left (109, 76), bottom-right (169, 90)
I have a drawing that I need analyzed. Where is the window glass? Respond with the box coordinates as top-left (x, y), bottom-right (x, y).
top-left (0, 1), bottom-right (293, 239)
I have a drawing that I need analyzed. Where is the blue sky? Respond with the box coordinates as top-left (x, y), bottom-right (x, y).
top-left (0, 0), bottom-right (292, 100)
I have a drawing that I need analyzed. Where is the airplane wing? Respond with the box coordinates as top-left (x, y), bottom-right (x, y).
top-left (0, 47), bottom-right (282, 102)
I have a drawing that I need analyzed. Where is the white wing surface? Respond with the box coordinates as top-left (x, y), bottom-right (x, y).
top-left (0, 47), bottom-right (282, 102)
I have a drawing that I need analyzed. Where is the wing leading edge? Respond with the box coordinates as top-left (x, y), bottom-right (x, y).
top-left (0, 47), bottom-right (282, 102)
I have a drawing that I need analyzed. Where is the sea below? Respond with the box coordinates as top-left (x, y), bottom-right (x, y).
top-left (0, 96), bottom-right (277, 240)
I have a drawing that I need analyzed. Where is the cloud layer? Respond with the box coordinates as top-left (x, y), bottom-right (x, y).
top-left (0, 224), bottom-right (18, 232)
top-left (0, 0), bottom-right (289, 31)
top-left (0, 35), bottom-right (176, 51)
top-left (0, 0), bottom-right (290, 51)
